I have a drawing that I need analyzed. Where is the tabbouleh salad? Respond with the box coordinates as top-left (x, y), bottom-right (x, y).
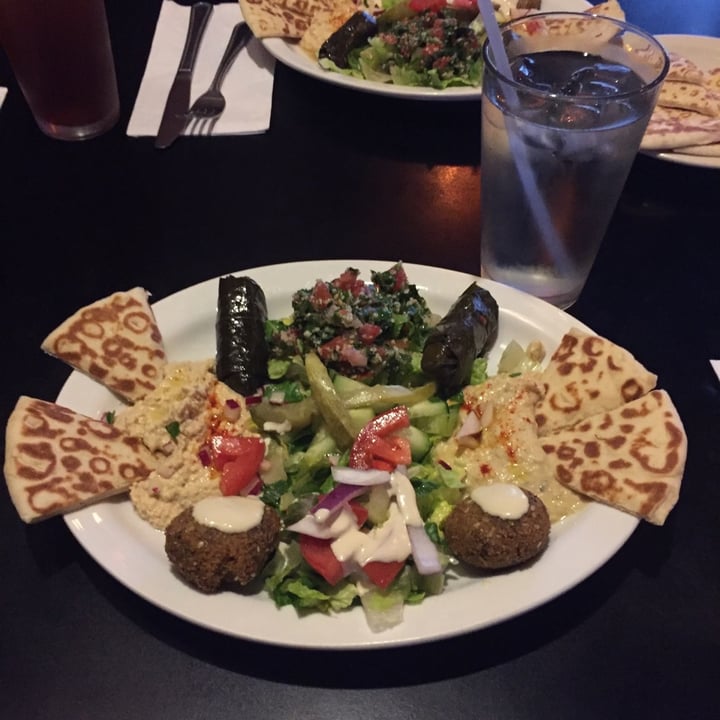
top-left (318, 0), bottom-right (527, 89)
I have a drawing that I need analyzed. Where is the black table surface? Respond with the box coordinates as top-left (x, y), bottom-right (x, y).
top-left (2, 2), bottom-right (719, 719)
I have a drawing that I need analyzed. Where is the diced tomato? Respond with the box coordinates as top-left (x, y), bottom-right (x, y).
top-left (357, 323), bottom-right (382, 345)
top-left (317, 335), bottom-right (345, 361)
top-left (219, 460), bottom-right (259, 496)
top-left (349, 406), bottom-right (411, 470)
top-left (408, 0), bottom-right (447, 15)
top-left (349, 500), bottom-right (369, 527)
top-left (310, 280), bottom-right (332, 309)
top-left (360, 435), bottom-right (411, 469)
top-left (299, 535), bottom-right (346, 586)
top-left (362, 560), bottom-right (405, 590)
top-left (207, 435), bottom-right (265, 496)
top-left (524, 19), bottom-right (543, 35)
top-left (364, 405), bottom-right (411, 438)
top-left (333, 269), bottom-right (365, 296)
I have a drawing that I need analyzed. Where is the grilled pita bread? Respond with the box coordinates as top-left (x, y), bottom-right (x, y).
top-left (641, 105), bottom-right (720, 151)
top-left (535, 328), bottom-right (657, 437)
top-left (542, 390), bottom-right (686, 525)
top-left (642, 49), bottom-right (720, 155)
top-left (41, 287), bottom-right (166, 404)
top-left (238, 0), bottom-right (340, 39)
top-left (666, 51), bottom-right (706, 86)
top-left (4, 396), bottom-right (156, 523)
top-left (658, 80), bottom-right (720, 118)
top-left (585, 0), bottom-right (625, 21)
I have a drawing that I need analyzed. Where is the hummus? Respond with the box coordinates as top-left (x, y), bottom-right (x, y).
top-left (114, 360), bottom-right (255, 530)
top-left (434, 373), bottom-right (585, 523)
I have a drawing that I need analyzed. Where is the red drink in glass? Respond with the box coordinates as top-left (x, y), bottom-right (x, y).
top-left (0, 0), bottom-right (120, 140)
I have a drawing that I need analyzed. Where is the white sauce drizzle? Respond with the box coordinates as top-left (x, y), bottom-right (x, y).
top-left (192, 496), bottom-right (265, 533)
top-left (332, 503), bottom-right (411, 565)
top-left (329, 469), bottom-right (421, 567)
top-left (470, 484), bottom-right (529, 519)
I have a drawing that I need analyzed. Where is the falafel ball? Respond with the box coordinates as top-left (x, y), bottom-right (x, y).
top-left (443, 488), bottom-right (550, 570)
top-left (165, 498), bottom-right (281, 593)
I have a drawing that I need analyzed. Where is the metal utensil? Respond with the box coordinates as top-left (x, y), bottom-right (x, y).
top-left (155, 2), bottom-right (213, 149)
top-left (184, 22), bottom-right (253, 136)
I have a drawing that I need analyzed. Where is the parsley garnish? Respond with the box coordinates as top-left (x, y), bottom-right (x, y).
top-left (165, 421), bottom-right (181, 441)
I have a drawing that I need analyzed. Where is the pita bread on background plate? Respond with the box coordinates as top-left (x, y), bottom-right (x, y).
top-left (641, 105), bottom-right (720, 151)
top-left (238, 0), bottom-right (340, 39)
top-left (642, 36), bottom-right (720, 157)
top-left (665, 51), bottom-right (706, 85)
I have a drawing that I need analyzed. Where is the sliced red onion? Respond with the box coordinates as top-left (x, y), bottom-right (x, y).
top-left (223, 398), bottom-right (242, 422)
top-left (331, 466), bottom-right (391, 486)
top-left (456, 409), bottom-right (483, 438)
top-left (245, 394), bottom-right (262, 406)
top-left (268, 390), bottom-right (286, 405)
top-left (198, 444), bottom-right (212, 467)
top-left (407, 524), bottom-right (443, 575)
top-left (311, 482), bottom-right (366, 516)
top-left (240, 475), bottom-right (262, 497)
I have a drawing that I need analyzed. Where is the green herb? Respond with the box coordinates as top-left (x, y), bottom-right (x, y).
top-left (104, 410), bottom-right (116, 424)
top-left (165, 421), bottom-right (181, 441)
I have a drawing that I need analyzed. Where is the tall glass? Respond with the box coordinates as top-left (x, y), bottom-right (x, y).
top-left (0, 0), bottom-right (120, 140)
top-left (480, 12), bottom-right (668, 309)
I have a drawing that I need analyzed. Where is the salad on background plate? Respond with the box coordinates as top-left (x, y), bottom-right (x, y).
top-left (256, 0), bottom-right (592, 99)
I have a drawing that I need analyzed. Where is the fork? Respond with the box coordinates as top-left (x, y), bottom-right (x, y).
top-left (184, 22), bottom-right (252, 136)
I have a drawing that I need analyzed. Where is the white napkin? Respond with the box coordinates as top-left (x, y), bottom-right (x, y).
top-left (0, 87), bottom-right (7, 109)
top-left (712, 360), bottom-right (720, 382)
top-left (127, 1), bottom-right (275, 138)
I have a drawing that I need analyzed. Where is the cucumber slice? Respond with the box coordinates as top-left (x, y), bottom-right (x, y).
top-left (408, 398), bottom-right (448, 419)
top-left (348, 407), bottom-right (375, 434)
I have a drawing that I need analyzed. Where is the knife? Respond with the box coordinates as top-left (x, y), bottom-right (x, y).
top-left (155, 2), bottom-right (214, 149)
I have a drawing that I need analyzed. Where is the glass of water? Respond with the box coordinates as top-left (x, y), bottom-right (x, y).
top-left (480, 12), bottom-right (668, 309)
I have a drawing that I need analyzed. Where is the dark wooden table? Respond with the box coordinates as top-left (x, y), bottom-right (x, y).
top-left (1, 2), bottom-right (719, 719)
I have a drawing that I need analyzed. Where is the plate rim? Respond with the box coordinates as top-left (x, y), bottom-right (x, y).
top-left (60, 260), bottom-right (639, 650)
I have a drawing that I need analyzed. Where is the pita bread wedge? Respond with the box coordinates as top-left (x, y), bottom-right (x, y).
top-left (641, 106), bottom-right (720, 151)
top-left (666, 52), bottom-right (706, 86)
top-left (238, 0), bottom-right (340, 39)
top-left (542, 390), bottom-right (686, 525)
top-left (41, 288), bottom-right (166, 404)
top-left (658, 79), bottom-right (720, 118)
top-left (535, 328), bottom-right (657, 436)
top-left (4, 396), bottom-right (156, 523)
top-left (707, 67), bottom-right (720, 93)
top-left (585, 0), bottom-right (625, 21)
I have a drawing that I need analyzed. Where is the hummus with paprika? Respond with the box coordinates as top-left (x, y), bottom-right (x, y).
top-left (433, 373), bottom-right (586, 523)
top-left (114, 360), bottom-right (255, 530)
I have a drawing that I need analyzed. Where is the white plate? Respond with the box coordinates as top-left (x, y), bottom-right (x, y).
top-left (61, 260), bottom-right (638, 650)
top-left (645, 34), bottom-right (720, 169)
top-left (262, 0), bottom-right (590, 101)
